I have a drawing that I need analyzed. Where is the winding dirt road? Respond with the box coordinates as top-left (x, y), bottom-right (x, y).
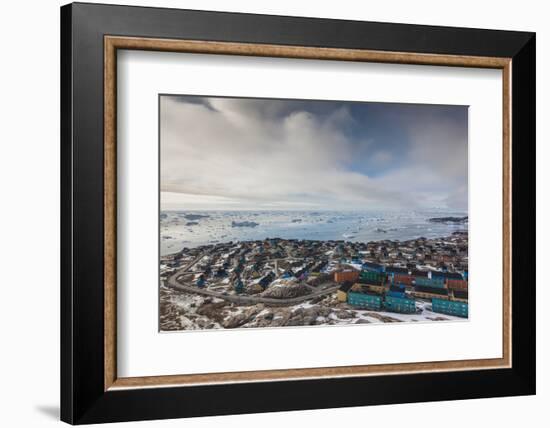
top-left (165, 254), bottom-right (338, 306)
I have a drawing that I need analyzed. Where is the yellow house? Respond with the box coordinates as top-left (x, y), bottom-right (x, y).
top-left (337, 289), bottom-right (348, 302)
top-left (337, 282), bottom-right (354, 302)
top-left (352, 282), bottom-right (385, 295)
top-left (413, 285), bottom-right (449, 301)
top-left (366, 284), bottom-right (386, 294)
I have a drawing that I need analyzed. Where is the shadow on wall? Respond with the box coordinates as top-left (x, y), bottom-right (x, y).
top-left (35, 405), bottom-right (59, 420)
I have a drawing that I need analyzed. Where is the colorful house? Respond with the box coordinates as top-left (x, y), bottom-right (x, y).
top-left (413, 285), bottom-right (449, 300)
top-left (337, 282), bottom-right (353, 302)
top-left (195, 274), bottom-right (206, 288)
top-left (347, 291), bottom-right (383, 310)
top-left (415, 276), bottom-right (446, 288)
top-left (359, 270), bottom-right (387, 285)
top-left (281, 270), bottom-right (294, 279)
top-left (386, 284), bottom-right (407, 298)
top-left (259, 272), bottom-right (275, 289)
top-left (233, 278), bottom-right (244, 294)
top-left (447, 278), bottom-right (468, 291)
top-left (432, 297), bottom-right (468, 318)
top-left (432, 271), bottom-right (463, 281)
top-left (384, 294), bottom-right (416, 314)
top-left (362, 261), bottom-right (384, 273)
top-left (354, 282), bottom-right (386, 295)
top-left (334, 270), bottom-right (360, 283)
top-left (392, 274), bottom-right (415, 287)
top-left (385, 266), bottom-right (409, 277)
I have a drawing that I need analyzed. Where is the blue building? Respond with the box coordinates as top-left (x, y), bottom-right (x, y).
top-left (281, 270), bottom-right (293, 279)
top-left (347, 291), bottom-right (382, 310)
top-left (384, 294), bottom-right (416, 313)
top-left (259, 272), bottom-right (275, 289)
top-left (362, 261), bottom-right (384, 273)
top-left (195, 275), bottom-right (206, 288)
top-left (432, 298), bottom-right (468, 318)
top-left (234, 278), bottom-right (244, 294)
top-left (431, 271), bottom-right (463, 281)
top-left (215, 267), bottom-right (227, 278)
top-left (386, 284), bottom-right (407, 299)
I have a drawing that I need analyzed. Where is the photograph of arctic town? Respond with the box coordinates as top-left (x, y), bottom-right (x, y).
top-left (160, 95), bottom-right (469, 331)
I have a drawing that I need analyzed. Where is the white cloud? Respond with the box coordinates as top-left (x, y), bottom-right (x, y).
top-left (160, 97), bottom-right (467, 211)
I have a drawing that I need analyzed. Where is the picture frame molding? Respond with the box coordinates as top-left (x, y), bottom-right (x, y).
top-left (104, 35), bottom-right (512, 391)
top-left (61, 2), bottom-right (535, 424)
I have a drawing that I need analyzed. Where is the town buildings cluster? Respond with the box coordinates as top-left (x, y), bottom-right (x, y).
top-left (161, 230), bottom-right (468, 319)
top-left (336, 264), bottom-right (468, 318)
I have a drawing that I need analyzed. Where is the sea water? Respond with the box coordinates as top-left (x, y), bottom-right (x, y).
top-left (160, 210), bottom-right (468, 256)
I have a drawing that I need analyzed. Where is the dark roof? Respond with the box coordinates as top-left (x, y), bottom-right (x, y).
top-left (411, 269), bottom-right (429, 277)
top-left (338, 282), bottom-right (354, 292)
top-left (349, 289), bottom-right (382, 298)
top-left (431, 271), bottom-right (463, 280)
top-left (390, 284), bottom-right (406, 293)
top-left (363, 261), bottom-right (383, 269)
top-left (358, 277), bottom-right (384, 286)
top-left (259, 272), bottom-right (275, 285)
top-left (453, 290), bottom-right (468, 300)
top-left (414, 285), bottom-right (448, 296)
top-left (386, 266), bottom-right (408, 274)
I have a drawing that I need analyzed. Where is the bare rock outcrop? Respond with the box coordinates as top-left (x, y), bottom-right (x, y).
top-left (221, 306), bottom-right (262, 328)
top-left (196, 301), bottom-right (229, 323)
top-left (260, 283), bottom-right (311, 299)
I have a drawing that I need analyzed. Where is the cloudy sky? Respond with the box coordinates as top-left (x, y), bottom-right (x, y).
top-left (160, 95), bottom-right (468, 211)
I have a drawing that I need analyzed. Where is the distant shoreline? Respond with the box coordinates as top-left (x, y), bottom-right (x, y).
top-left (160, 211), bottom-right (468, 256)
top-left (161, 230), bottom-right (467, 258)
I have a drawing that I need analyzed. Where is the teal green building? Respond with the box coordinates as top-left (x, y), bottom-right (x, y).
top-left (415, 276), bottom-right (445, 288)
top-left (384, 295), bottom-right (416, 314)
top-left (359, 270), bottom-right (387, 284)
top-left (432, 298), bottom-right (468, 318)
top-left (347, 291), bottom-right (382, 310)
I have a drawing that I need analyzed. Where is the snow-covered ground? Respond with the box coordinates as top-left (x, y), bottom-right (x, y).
top-left (160, 285), bottom-right (466, 332)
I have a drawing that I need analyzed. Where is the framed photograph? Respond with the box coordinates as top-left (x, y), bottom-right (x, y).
top-left (61, 2), bottom-right (536, 424)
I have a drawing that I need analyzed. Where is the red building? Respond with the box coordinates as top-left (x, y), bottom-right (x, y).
top-left (393, 274), bottom-right (414, 286)
top-left (334, 270), bottom-right (360, 283)
top-left (447, 279), bottom-right (468, 290)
